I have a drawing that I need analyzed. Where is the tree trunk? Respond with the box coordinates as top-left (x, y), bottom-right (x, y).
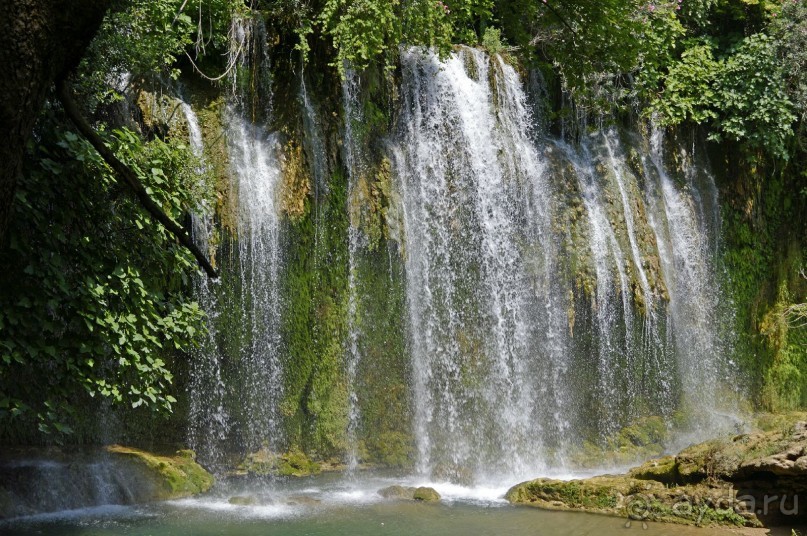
top-left (0, 0), bottom-right (110, 244)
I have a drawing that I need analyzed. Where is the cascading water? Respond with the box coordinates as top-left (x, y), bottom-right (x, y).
top-left (183, 37), bottom-right (738, 483)
top-left (182, 99), bottom-right (231, 468)
top-left (392, 48), bottom-right (574, 481)
top-left (300, 70), bottom-right (329, 267)
top-left (643, 125), bottom-right (736, 438)
top-left (392, 47), bottom-right (737, 482)
top-left (186, 16), bottom-right (286, 463)
top-left (342, 67), bottom-right (365, 473)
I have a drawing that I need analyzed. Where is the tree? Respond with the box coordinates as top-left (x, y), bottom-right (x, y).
top-left (0, 0), bottom-right (111, 244)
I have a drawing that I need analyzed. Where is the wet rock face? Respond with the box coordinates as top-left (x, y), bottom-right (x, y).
top-left (507, 420), bottom-right (807, 527)
top-left (0, 446), bottom-right (214, 520)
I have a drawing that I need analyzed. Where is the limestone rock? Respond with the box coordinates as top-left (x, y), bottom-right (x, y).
top-left (629, 455), bottom-right (678, 484)
top-left (507, 417), bottom-right (807, 527)
top-left (506, 476), bottom-right (750, 527)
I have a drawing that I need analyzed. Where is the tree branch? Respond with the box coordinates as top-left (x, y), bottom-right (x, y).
top-left (56, 79), bottom-right (218, 279)
top-left (540, 1), bottom-right (579, 40)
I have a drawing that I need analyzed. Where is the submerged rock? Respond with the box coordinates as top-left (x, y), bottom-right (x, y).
top-left (229, 495), bottom-right (261, 506)
top-left (286, 495), bottom-right (322, 506)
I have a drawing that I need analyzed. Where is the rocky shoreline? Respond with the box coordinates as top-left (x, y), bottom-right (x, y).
top-left (506, 416), bottom-right (807, 528)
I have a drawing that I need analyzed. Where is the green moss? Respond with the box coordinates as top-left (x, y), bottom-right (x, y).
top-left (280, 168), bottom-right (351, 457)
top-left (105, 445), bottom-right (214, 499)
top-left (717, 149), bottom-right (806, 411)
top-left (378, 485), bottom-right (416, 500)
top-left (569, 416), bottom-right (669, 469)
top-left (505, 476), bottom-right (644, 511)
top-left (413, 487), bottom-right (441, 502)
top-left (277, 61), bottom-right (411, 465)
top-left (506, 475), bottom-right (752, 527)
top-left (240, 448), bottom-right (321, 477)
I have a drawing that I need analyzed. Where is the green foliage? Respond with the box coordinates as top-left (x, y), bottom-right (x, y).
top-left (77, 0), bottom-right (239, 109)
top-left (710, 34), bottom-right (795, 159)
top-left (772, 0), bottom-right (807, 128)
top-left (0, 119), bottom-right (207, 437)
top-left (649, 39), bottom-right (720, 126)
top-left (481, 26), bottom-right (504, 54)
top-left (317, 0), bottom-right (453, 76)
top-left (524, 0), bottom-right (646, 108)
top-left (445, 0), bottom-right (494, 43)
top-left (636, 3), bottom-right (796, 160)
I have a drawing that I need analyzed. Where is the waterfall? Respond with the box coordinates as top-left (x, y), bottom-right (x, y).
top-left (342, 67), bottom-right (364, 473)
top-left (392, 47), bottom-right (737, 482)
top-left (644, 125), bottom-right (735, 438)
top-left (182, 99), bottom-right (231, 468)
top-left (300, 70), bottom-right (329, 270)
top-left (181, 38), bottom-right (738, 481)
top-left (225, 110), bottom-right (284, 452)
top-left (393, 48), bottom-right (573, 481)
top-left (186, 15), bottom-right (286, 462)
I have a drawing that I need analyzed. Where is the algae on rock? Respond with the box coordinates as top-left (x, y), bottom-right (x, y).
top-left (239, 448), bottom-right (321, 477)
top-left (105, 445), bottom-right (214, 500)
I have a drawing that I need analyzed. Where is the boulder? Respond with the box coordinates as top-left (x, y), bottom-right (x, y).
top-left (378, 485), bottom-right (417, 500)
top-left (286, 495), bottom-right (322, 506)
top-left (505, 476), bottom-right (750, 527)
top-left (105, 445), bottom-right (214, 500)
top-left (413, 486), bottom-right (441, 502)
top-left (377, 485), bottom-right (441, 502)
top-left (229, 495), bottom-right (261, 506)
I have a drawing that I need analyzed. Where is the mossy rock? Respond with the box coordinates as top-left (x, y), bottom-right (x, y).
top-left (413, 487), bottom-right (441, 502)
top-left (505, 475), bottom-right (659, 513)
top-left (629, 455), bottom-right (679, 484)
top-left (378, 485), bottom-right (416, 500)
top-left (239, 448), bottom-right (321, 477)
top-left (569, 416), bottom-right (669, 469)
top-left (506, 476), bottom-right (751, 527)
top-left (105, 445), bottom-right (214, 500)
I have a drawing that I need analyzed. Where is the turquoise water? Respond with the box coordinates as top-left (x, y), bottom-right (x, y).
top-left (0, 473), bottom-right (785, 536)
top-left (0, 502), bottom-right (759, 536)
